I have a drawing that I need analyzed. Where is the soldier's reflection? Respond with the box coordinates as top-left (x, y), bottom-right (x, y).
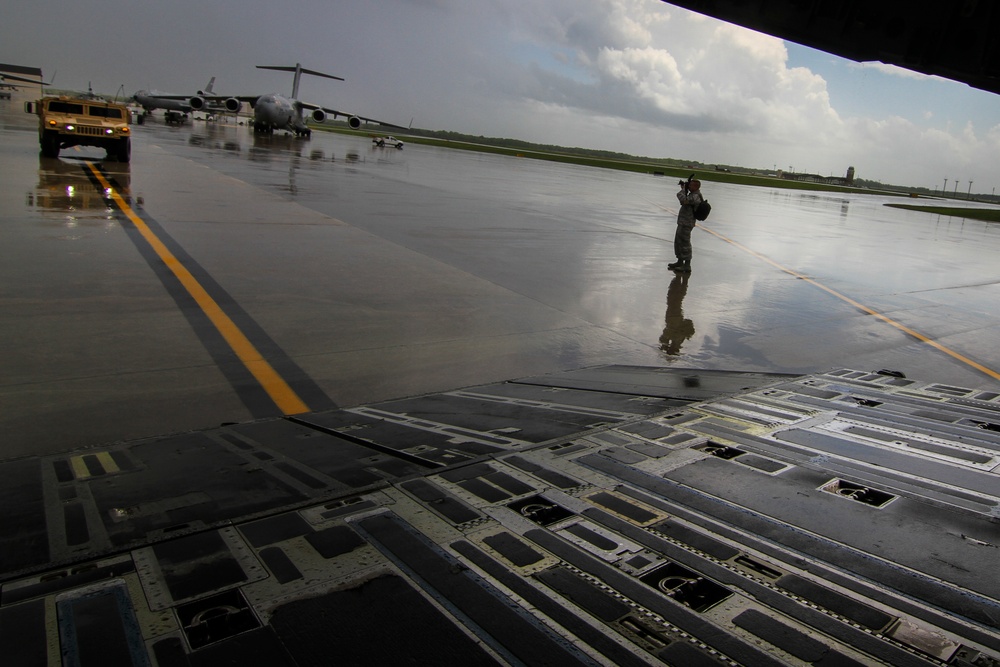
top-left (659, 272), bottom-right (695, 355)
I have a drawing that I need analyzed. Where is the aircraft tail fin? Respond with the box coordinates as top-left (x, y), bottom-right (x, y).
top-left (257, 63), bottom-right (344, 100)
top-left (203, 76), bottom-right (216, 94)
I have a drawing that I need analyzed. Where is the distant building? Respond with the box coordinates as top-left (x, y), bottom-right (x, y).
top-left (0, 63), bottom-right (45, 102)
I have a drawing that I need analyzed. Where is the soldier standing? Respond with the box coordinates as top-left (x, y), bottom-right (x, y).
top-left (668, 178), bottom-right (703, 272)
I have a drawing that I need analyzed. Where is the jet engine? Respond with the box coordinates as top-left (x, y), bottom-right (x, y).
top-left (311, 109), bottom-right (327, 123)
top-left (188, 96), bottom-right (206, 111)
top-left (348, 116), bottom-right (362, 129)
top-left (224, 98), bottom-right (242, 113)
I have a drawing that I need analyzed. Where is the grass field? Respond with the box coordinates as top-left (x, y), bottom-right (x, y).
top-left (885, 203), bottom-right (1000, 222)
top-left (326, 126), bottom-right (870, 192)
top-left (317, 125), bottom-right (1000, 223)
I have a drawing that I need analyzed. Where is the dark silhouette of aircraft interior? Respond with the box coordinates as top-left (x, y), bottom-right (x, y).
top-left (664, 0), bottom-right (1000, 97)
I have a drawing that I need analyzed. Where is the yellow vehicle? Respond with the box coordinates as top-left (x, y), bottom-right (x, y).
top-left (25, 95), bottom-right (131, 162)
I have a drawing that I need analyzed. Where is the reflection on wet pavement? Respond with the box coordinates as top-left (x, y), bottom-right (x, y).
top-left (28, 158), bottom-right (129, 215)
top-left (660, 272), bottom-right (694, 356)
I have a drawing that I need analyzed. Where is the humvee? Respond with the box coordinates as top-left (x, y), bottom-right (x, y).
top-left (25, 95), bottom-right (131, 162)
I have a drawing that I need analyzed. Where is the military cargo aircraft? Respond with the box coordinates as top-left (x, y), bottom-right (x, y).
top-left (192, 63), bottom-right (402, 137)
top-left (131, 77), bottom-right (225, 117)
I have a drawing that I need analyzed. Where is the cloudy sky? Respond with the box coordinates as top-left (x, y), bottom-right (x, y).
top-left (5, 0), bottom-right (1000, 192)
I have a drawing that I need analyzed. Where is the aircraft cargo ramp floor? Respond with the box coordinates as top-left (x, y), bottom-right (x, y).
top-left (1, 365), bottom-right (999, 667)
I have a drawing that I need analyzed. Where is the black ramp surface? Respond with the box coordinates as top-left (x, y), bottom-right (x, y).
top-left (258, 547), bottom-right (302, 584)
top-left (239, 512), bottom-right (313, 548)
top-left (187, 627), bottom-right (295, 667)
top-left (269, 575), bottom-right (502, 666)
top-left (581, 453), bottom-right (1000, 634)
top-left (452, 540), bottom-right (653, 667)
top-left (355, 512), bottom-right (601, 666)
top-left (87, 432), bottom-right (307, 545)
top-left (304, 525), bottom-right (366, 559)
top-left (523, 528), bottom-right (786, 667)
top-left (57, 583), bottom-right (146, 667)
top-left (733, 609), bottom-right (834, 662)
top-left (516, 366), bottom-right (796, 401)
top-left (0, 459), bottom-right (48, 573)
top-left (776, 575), bottom-right (894, 632)
top-left (228, 418), bottom-right (432, 483)
top-left (152, 531), bottom-right (249, 603)
top-left (535, 566), bottom-right (631, 622)
top-left (369, 392), bottom-right (634, 441)
top-left (661, 456), bottom-right (1000, 601)
top-left (0, 367), bottom-right (999, 665)
top-left (774, 427), bottom-right (1000, 497)
top-left (0, 599), bottom-right (47, 667)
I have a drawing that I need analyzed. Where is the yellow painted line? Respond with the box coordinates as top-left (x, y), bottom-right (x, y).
top-left (69, 451), bottom-right (121, 479)
top-left (70, 456), bottom-right (90, 480)
top-left (96, 451), bottom-right (120, 474)
top-left (650, 199), bottom-right (1000, 382)
top-left (86, 163), bottom-right (311, 414)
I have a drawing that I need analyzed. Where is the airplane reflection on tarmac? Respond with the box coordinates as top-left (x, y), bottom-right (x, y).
top-left (660, 271), bottom-right (695, 355)
top-left (180, 121), bottom-right (381, 175)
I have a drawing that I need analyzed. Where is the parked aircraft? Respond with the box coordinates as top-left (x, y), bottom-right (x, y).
top-left (132, 77), bottom-right (227, 116)
top-left (192, 63), bottom-right (401, 137)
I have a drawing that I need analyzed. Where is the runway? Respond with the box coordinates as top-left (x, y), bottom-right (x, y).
top-left (3, 106), bottom-right (1000, 460)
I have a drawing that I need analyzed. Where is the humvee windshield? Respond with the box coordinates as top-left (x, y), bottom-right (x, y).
top-left (48, 101), bottom-right (85, 114)
top-left (88, 107), bottom-right (124, 119)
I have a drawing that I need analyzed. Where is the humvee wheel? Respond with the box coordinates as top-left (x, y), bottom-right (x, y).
top-left (41, 131), bottom-right (59, 158)
top-left (114, 137), bottom-right (131, 163)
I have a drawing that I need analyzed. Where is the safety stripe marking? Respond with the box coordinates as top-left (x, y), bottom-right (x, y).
top-left (69, 456), bottom-right (90, 480)
top-left (85, 162), bottom-right (311, 415)
top-left (67, 451), bottom-right (121, 479)
top-left (96, 451), bottom-right (120, 474)
top-left (696, 222), bottom-right (1000, 382)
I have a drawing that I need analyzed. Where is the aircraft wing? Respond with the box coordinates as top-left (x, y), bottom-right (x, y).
top-left (218, 95), bottom-right (261, 107)
top-left (145, 93), bottom-right (253, 103)
top-left (136, 93), bottom-right (189, 102)
top-left (177, 94), bottom-right (263, 110)
top-left (1, 72), bottom-right (50, 86)
top-left (159, 94), bottom-right (259, 114)
top-left (300, 100), bottom-right (407, 129)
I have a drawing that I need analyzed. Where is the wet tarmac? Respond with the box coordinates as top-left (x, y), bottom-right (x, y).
top-left (3, 106), bottom-right (1000, 460)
